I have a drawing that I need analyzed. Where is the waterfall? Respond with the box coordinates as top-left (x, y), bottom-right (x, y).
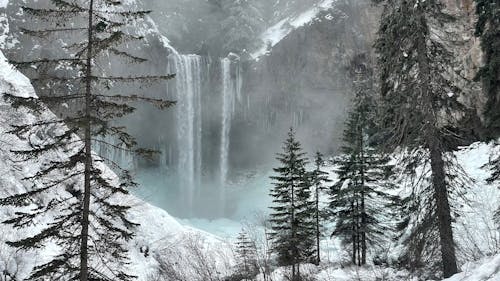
top-left (92, 136), bottom-right (136, 171)
top-left (169, 54), bottom-right (203, 212)
top-left (220, 58), bottom-right (233, 187)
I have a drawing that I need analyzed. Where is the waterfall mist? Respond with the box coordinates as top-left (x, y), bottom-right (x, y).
top-left (93, 0), bottom-right (369, 220)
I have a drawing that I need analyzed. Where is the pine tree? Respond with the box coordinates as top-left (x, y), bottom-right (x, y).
top-left (329, 53), bottom-right (397, 266)
top-left (0, 1), bottom-right (174, 280)
top-left (373, 0), bottom-right (472, 277)
top-left (234, 230), bottom-right (259, 280)
top-left (268, 128), bottom-right (314, 280)
top-left (309, 152), bottom-right (331, 265)
top-left (219, 0), bottom-right (264, 56)
top-left (329, 104), bottom-right (396, 266)
top-left (474, 0), bottom-right (500, 129)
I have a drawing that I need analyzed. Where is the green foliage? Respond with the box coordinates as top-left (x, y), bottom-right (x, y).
top-left (329, 90), bottom-right (397, 266)
top-left (310, 152), bottom-right (331, 265)
top-left (234, 230), bottom-right (259, 280)
top-left (268, 128), bottom-right (315, 270)
top-left (373, 1), bottom-right (469, 277)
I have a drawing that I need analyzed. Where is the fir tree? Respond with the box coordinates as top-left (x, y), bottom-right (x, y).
top-left (329, 53), bottom-right (396, 266)
top-left (268, 128), bottom-right (315, 280)
top-left (373, 0), bottom-right (471, 277)
top-left (0, 1), bottom-right (174, 280)
top-left (329, 104), bottom-right (396, 266)
top-left (234, 230), bottom-right (259, 280)
top-left (474, 0), bottom-right (500, 129)
top-left (309, 152), bottom-right (331, 265)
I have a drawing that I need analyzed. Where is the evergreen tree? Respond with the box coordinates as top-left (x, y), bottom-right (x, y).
top-left (329, 53), bottom-right (396, 266)
top-left (268, 128), bottom-right (315, 280)
top-left (0, 1), bottom-right (174, 280)
top-left (329, 103), bottom-right (396, 266)
top-left (309, 152), bottom-right (331, 265)
top-left (219, 0), bottom-right (264, 56)
top-left (373, 0), bottom-right (472, 277)
top-left (234, 230), bottom-right (259, 280)
top-left (474, 0), bottom-right (500, 129)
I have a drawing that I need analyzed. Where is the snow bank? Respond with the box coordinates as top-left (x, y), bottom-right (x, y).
top-left (445, 254), bottom-right (500, 281)
top-left (251, 0), bottom-right (336, 60)
top-left (0, 51), bottom-right (36, 98)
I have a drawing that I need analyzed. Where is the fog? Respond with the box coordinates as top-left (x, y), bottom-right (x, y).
top-left (7, 0), bottom-right (368, 220)
top-left (111, 0), bottom-right (367, 220)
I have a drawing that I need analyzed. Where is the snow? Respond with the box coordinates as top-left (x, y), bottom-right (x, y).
top-left (444, 254), bottom-right (500, 281)
top-left (0, 51), bottom-right (36, 98)
top-left (251, 0), bottom-right (336, 60)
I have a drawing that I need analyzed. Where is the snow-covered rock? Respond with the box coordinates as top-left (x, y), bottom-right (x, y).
top-left (251, 0), bottom-right (337, 59)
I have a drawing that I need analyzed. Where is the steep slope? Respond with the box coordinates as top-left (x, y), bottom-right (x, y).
top-left (444, 254), bottom-right (500, 281)
top-left (0, 51), bottom-right (233, 280)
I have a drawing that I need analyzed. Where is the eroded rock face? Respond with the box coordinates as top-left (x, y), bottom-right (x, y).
top-left (438, 0), bottom-right (485, 113)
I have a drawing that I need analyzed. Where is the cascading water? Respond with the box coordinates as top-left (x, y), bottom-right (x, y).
top-left (168, 54), bottom-right (203, 213)
top-left (93, 136), bottom-right (136, 171)
top-left (219, 57), bottom-right (241, 214)
top-left (220, 58), bottom-right (232, 186)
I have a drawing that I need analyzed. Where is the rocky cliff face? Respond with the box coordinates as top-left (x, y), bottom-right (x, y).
top-left (237, 0), bottom-right (380, 162)
top-left (434, 0), bottom-right (484, 111)
top-left (241, 0), bottom-right (489, 151)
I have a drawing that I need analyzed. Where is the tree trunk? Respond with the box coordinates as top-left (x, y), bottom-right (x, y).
top-left (80, 0), bottom-right (94, 280)
top-left (351, 199), bottom-right (356, 264)
top-left (430, 142), bottom-right (458, 278)
top-left (359, 124), bottom-right (367, 265)
top-left (291, 178), bottom-right (296, 280)
top-left (315, 184), bottom-right (320, 265)
top-left (414, 3), bottom-right (458, 277)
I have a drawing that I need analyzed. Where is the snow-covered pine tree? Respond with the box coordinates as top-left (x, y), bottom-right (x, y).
top-left (268, 128), bottom-right (315, 280)
top-left (0, 1), bottom-right (174, 280)
top-left (474, 0), bottom-right (500, 129)
top-left (219, 0), bottom-right (264, 56)
top-left (373, 0), bottom-right (472, 277)
top-left (234, 230), bottom-right (259, 280)
top-left (309, 152), bottom-right (331, 265)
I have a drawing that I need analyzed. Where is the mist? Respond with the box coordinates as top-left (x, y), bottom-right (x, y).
top-left (108, 0), bottom-right (375, 220)
top-left (6, 0), bottom-right (374, 220)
